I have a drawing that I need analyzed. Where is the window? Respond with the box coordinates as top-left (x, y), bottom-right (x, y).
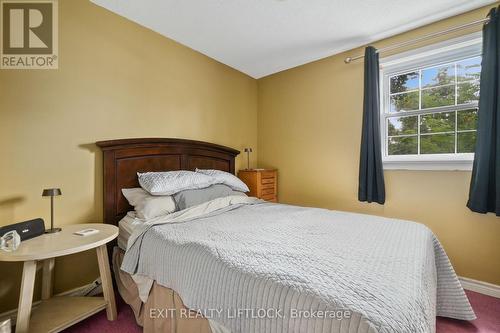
top-left (380, 33), bottom-right (482, 170)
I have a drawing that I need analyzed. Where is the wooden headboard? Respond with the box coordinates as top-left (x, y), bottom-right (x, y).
top-left (96, 138), bottom-right (239, 225)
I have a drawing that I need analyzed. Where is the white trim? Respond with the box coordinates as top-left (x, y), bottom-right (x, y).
top-left (459, 276), bottom-right (500, 299)
top-left (380, 32), bottom-right (482, 70)
top-left (379, 32), bottom-right (482, 171)
top-left (383, 153), bottom-right (473, 171)
top-left (384, 159), bottom-right (472, 171)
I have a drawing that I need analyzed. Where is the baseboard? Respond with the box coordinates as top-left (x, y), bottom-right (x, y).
top-left (0, 280), bottom-right (100, 325)
top-left (459, 276), bottom-right (500, 298)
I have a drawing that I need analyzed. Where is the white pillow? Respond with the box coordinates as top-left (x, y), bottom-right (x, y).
top-left (122, 188), bottom-right (176, 220)
top-left (195, 169), bottom-right (249, 192)
top-left (137, 170), bottom-right (216, 196)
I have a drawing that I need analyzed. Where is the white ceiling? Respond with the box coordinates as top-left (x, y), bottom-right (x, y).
top-left (91, 0), bottom-right (496, 78)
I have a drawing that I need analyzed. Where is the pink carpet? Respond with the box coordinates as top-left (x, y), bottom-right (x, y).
top-left (63, 290), bottom-right (500, 332)
top-left (437, 291), bottom-right (500, 333)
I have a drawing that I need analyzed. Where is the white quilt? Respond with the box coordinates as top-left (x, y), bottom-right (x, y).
top-left (122, 196), bottom-right (475, 333)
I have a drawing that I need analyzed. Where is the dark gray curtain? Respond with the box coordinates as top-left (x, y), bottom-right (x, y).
top-left (467, 7), bottom-right (500, 216)
top-left (358, 46), bottom-right (385, 204)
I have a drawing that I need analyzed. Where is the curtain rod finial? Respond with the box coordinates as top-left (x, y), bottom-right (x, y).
top-left (344, 57), bottom-right (352, 64)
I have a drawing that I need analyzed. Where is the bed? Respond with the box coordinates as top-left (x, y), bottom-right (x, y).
top-left (96, 138), bottom-right (475, 333)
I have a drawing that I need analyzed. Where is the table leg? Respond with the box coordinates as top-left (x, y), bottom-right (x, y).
top-left (16, 260), bottom-right (37, 333)
top-left (41, 258), bottom-right (55, 300)
top-left (96, 245), bottom-right (117, 320)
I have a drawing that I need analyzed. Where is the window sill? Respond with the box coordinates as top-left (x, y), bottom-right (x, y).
top-left (383, 159), bottom-right (473, 171)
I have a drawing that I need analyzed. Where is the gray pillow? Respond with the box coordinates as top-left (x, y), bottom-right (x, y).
top-left (195, 169), bottom-right (249, 192)
top-left (138, 170), bottom-right (216, 195)
top-left (173, 184), bottom-right (246, 211)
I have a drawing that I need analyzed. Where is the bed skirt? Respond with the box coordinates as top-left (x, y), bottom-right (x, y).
top-left (112, 247), bottom-right (214, 333)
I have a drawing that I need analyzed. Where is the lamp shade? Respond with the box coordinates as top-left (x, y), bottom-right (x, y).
top-left (42, 188), bottom-right (62, 197)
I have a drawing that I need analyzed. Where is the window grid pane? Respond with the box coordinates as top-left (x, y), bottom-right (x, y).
top-left (417, 114), bottom-right (421, 154)
top-left (457, 80), bottom-right (480, 105)
top-left (457, 131), bottom-right (477, 153)
top-left (418, 69), bottom-right (422, 111)
top-left (421, 63), bottom-right (455, 88)
top-left (387, 56), bottom-right (481, 114)
top-left (420, 133), bottom-right (455, 154)
top-left (386, 110), bottom-right (479, 156)
top-left (454, 109), bottom-right (458, 154)
top-left (455, 63), bottom-right (458, 107)
top-left (384, 55), bottom-right (481, 157)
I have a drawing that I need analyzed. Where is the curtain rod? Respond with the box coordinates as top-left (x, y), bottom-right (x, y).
top-left (344, 17), bottom-right (490, 64)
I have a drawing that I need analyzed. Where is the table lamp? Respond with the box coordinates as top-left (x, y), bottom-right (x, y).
top-left (42, 188), bottom-right (62, 233)
top-left (244, 147), bottom-right (253, 170)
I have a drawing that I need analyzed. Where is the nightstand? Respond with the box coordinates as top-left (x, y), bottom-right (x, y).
top-left (0, 223), bottom-right (118, 333)
top-left (238, 169), bottom-right (278, 202)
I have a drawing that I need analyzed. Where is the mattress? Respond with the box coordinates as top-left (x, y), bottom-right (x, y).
top-left (118, 212), bottom-right (142, 250)
top-left (122, 196), bottom-right (475, 333)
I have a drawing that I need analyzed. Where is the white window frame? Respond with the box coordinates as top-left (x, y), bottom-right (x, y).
top-left (380, 32), bottom-right (482, 171)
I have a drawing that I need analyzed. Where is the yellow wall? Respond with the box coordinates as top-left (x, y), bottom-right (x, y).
top-left (1, 0), bottom-right (499, 315)
top-left (258, 4), bottom-right (500, 286)
top-left (0, 0), bottom-right (257, 312)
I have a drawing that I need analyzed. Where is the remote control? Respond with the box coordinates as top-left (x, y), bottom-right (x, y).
top-left (74, 228), bottom-right (99, 236)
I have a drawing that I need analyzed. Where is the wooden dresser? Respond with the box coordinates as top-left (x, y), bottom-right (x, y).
top-left (238, 169), bottom-right (277, 202)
